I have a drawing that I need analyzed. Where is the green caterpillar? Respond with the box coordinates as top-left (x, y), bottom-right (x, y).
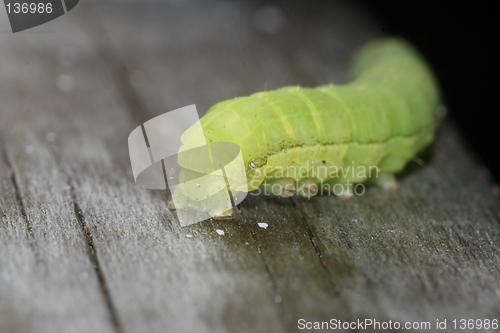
top-left (171, 38), bottom-right (441, 218)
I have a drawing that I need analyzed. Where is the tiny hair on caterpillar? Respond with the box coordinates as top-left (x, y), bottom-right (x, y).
top-left (170, 37), bottom-right (442, 218)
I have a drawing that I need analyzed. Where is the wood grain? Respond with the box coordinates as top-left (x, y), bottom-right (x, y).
top-left (1, 1), bottom-right (499, 333)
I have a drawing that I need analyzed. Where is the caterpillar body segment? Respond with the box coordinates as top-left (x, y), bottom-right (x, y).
top-left (172, 38), bottom-right (441, 218)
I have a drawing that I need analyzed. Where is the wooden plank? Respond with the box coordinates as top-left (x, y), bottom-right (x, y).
top-left (2, 3), bottom-right (293, 333)
top-left (294, 122), bottom-right (500, 323)
top-left (92, 0), bottom-right (381, 119)
top-left (93, 0), bottom-right (500, 329)
top-left (0, 20), bottom-right (116, 333)
top-left (88, 1), bottom-right (381, 331)
top-left (1, 1), bottom-right (500, 333)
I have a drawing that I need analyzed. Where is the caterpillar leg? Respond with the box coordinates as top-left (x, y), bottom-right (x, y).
top-left (168, 197), bottom-right (235, 219)
top-left (212, 209), bottom-right (235, 220)
top-left (168, 188), bottom-right (236, 220)
top-left (167, 197), bottom-right (176, 210)
top-left (261, 177), bottom-right (320, 198)
top-left (373, 172), bottom-right (399, 191)
top-left (261, 178), bottom-right (296, 197)
top-left (322, 180), bottom-right (355, 200)
top-left (336, 182), bottom-right (355, 201)
top-left (297, 178), bottom-right (319, 198)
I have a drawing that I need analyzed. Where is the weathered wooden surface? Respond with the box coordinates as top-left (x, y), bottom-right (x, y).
top-left (1, 1), bottom-right (500, 333)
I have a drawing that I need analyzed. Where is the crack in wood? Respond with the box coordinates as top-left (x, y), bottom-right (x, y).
top-left (1, 144), bottom-right (38, 257)
top-left (230, 203), bottom-right (294, 331)
top-left (289, 198), bottom-right (358, 331)
top-left (74, 3), bottom-right (150, 127)
top-left (232, 207), bottom-right (280, 290)
top-left (69, 181), bottom-right (124, 333)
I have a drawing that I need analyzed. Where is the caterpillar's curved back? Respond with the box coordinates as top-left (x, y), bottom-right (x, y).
top-left (174, 38), bottom-right (441, 217)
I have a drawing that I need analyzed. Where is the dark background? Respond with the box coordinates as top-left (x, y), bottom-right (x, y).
top-left (265, 0), bottom-right (498, 182)
top-left (356, 1), bottom-right (499, 183)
